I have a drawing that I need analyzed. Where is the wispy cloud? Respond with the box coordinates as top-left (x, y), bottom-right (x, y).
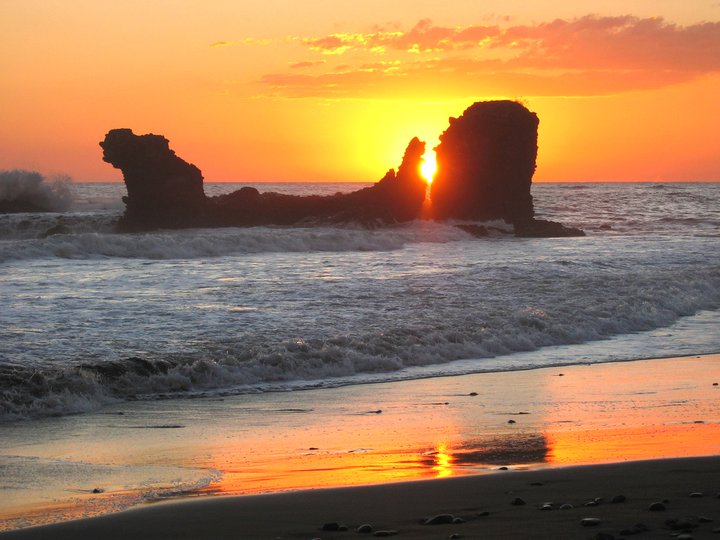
top-left (223, 16), bottom-right (720, 98)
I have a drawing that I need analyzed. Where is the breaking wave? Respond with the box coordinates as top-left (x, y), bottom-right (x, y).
top-left (0, 221), bottom-right (479, 262)
top-left (2, 264), bottom-right (718, 420)
top-left (0, 170), bottom-right (73, 213)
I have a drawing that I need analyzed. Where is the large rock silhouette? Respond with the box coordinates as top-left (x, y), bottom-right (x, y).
top-left (100, 129), bottom-right (427, 230)
top-left (431, 100), bottom-right (537, 222)
top-left (100, 129), bottom-right (206, 230)
top-left (100, 101), bottom-right (582, 236)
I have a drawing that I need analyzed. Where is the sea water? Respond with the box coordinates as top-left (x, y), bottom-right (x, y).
top-left (1, 182), bottom-right (719, 420)
top-left (1, 181), bottom-right (719, 529)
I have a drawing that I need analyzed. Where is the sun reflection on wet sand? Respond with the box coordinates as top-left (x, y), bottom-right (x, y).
top-left (539, 356), bottom-right (720, 465)
top-left (430, 443), bottom-right (453, 478)
top-left (1, 355), bottom-right (718, 529)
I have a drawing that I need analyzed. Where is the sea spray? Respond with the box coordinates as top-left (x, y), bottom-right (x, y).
top-left (0, 170), bottom-right (72, 213)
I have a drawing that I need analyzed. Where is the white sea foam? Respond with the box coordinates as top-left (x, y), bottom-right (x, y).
top-left (0, 170), bottom-right (73, 212)
top-left (1, 182), bottom-right (719, 420)
top-left (0, 222), bottom-right (474, 262)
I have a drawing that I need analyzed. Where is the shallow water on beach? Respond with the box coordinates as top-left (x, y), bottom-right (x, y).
top-left (1, 354), bottom-right (718, 531)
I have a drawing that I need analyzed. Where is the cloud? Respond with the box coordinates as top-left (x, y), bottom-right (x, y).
top-left (289, 60), bottom-right (326, 69)
top-left (247, 15), bottom-right (720, 98)
top-left (210, 37), bottom-right (272, 48)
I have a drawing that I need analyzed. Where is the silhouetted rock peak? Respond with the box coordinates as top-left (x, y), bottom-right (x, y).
top-left (367, 137), bottom-right (427, 222)
top-left (431, 100), bottom-right (538, 222)
top-left (101, 103), bottom-right (583, 237)
top-left (101, 131), bottom-right (429, 230)
top-left (100, 129), bottom-right (206, 229)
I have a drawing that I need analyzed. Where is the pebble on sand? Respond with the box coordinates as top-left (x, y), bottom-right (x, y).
top-left (611, 494), bottom-right (626, 503)
top-left (511, 498), bottom-right (526, 506)
top-left (373, 530), bottom-right (398, 537)
top-left (424, 514), bottom-right (455, 525)
top-left (357, 524), bottom-right (373, 533)
top-left (689, 491), bottom-right (704, 498)
top-left (581, 517), bottom-right (601, 527)
top-left (648, 502), bottom-right (666, 511)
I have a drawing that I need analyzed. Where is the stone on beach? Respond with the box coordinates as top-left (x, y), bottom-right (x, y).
top-left (372, 530), bottom-right (398, 537)
top-left (424, 514), bottom-right (455, 525)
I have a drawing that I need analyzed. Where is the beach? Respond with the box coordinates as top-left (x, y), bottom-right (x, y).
top-left (3, 456), bottom-right (720, 539)
top-left (1, 354), bottom-right (718, 537)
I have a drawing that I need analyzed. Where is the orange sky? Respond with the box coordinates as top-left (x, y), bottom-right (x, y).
top-left (1, 1), bottom-right (719, 182)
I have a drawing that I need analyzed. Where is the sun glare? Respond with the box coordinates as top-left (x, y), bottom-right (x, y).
top-left (420, 150), bottom-right (437, 184)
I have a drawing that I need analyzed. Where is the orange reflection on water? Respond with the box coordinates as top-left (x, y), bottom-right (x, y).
top-left (431, 443), bottom-right (453, 478)
top-left (539, 356), bottom-right (720, 466)
top-left (546, 423), bottom-right (720, 465)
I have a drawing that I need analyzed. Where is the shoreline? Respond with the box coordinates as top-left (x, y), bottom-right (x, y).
top-left (2, 456), bottom-right (719, 539)
top-left (1, 353), bottom-right (718, 534)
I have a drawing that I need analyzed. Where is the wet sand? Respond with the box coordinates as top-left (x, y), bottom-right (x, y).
top-left (1, 354), bottom-right (718, 534)
top-left (2, 456), bottom-right (719, 539)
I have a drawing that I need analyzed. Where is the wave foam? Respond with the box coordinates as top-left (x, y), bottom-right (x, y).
top-left (2, 266), bottom-right (718, 420)
top-left (0, 170), bottom-right (72, 213)
top-left (0, 222), bottom-right (473, 262)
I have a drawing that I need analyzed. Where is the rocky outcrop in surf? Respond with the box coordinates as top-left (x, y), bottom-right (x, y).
top-left (210, 136), bottom-right (427, 227)
top-left (100, 130), bottom-right (427, 230)
top-left (101, 100), bottom-right (583, 236)
top-left (431, 100), bottom-right (583, 237)
top-left (100, 129), bottom-right (207, 230)
top-left (431, 100), bottom-right (537, 223)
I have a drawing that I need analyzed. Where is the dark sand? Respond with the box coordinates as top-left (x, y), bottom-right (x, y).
top-left (2, 456), bottom-right (718, 539)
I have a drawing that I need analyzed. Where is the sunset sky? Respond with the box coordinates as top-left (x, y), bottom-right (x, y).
top-left (1, 1), bottom-right (719, 182)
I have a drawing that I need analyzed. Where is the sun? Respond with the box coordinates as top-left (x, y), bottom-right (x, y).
top-left (420, 150), bottom-right (437, 184)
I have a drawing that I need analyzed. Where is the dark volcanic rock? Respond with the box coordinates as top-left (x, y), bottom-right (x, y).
top-left (102, 130), bottom-right (427, 230)
top-left (100, 129), bottom-right (207, 230)
top-left (212, 136), bottom-right (427, 227)
top-left (101, 103), bottom-right (582, 236)
top-left (430, 101), bottom-right (584, 237)
top-left (431, 101), bottom-right (537, 222)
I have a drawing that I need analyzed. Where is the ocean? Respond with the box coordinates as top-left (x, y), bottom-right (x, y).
top-left (1, 182), bottom-right (719, 421)
top-left (1, 180), bottom-right (719, 529)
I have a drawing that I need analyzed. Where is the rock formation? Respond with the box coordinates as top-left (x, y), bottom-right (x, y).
top-left (431, 100), bottom-right (537, 222)
top-left (430, 100), bottom-right (583, 237)
top-left (100, 129), bottom-right (427, 230)
top-left (100, 129), bottom-right (206, 230)
top-left (209, 136), bottom-right (427, 227)
top-left (100, 101), bottom-right (583, 237)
